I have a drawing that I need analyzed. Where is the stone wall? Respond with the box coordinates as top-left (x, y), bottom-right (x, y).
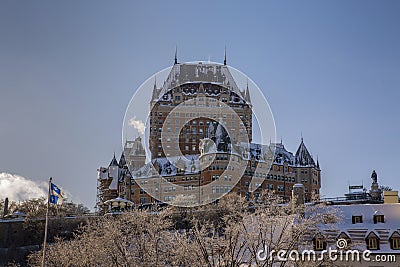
top-left (0, 216), bottom-right (92, 266)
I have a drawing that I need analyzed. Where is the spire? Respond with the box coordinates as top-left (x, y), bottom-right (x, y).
top-left (316, 156), bottom-right (320, 169)
top-left (151, 76), bottom-right (158, 101)
top-left (119, 152), bottom-right (127, 168)
top-left (224, 46), bottom-right (227, 65)
top-left (244, 79), bottom-right (251, 103)
top-left (174, 46), bottom-right (178, 65)
top-left (109, 153), bottom-right (119, 167)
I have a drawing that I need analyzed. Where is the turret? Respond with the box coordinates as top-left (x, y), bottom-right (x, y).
top-left (295, 138), bottom-right (315, 166)
top-left (151, 77), bottom-right (159, 102)
top-left (109, 153), bottom-right (119, 167)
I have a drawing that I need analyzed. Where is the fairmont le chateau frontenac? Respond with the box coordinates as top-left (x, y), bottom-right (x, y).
top-left (96, 58), bottom-right (321, 212)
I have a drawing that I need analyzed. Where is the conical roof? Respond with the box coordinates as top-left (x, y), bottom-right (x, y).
top-left (119, 152), bottom-right (127, 167)
top-left (109, 153), bottom-right (119, 167)
top-left (295, 139), bottom-right (315, 166)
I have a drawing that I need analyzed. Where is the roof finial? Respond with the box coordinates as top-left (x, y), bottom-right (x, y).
top-left (174, 46), bottom-right (178, 65)
top-left (224, 46), bottom-right (227, 65)
top-left (301, 131), bottom-right (303, 143)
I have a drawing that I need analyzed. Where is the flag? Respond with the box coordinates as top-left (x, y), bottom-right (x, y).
top-left (49, 182), bottom-right (64, 204)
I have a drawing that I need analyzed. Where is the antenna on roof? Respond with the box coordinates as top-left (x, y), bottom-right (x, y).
top-left (224, 46), bottom-right (227, 65)
top-left (174, 46), bottom-right (178, 65)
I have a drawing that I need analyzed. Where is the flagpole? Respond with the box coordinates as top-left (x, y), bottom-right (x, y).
top-left (42, 177), bottom-right (52, 267)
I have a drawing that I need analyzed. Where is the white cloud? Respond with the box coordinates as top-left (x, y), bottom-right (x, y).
top-left (0, 172), bottom-right (47, 201)
top-left (128, 116), bottom-right (146, 134)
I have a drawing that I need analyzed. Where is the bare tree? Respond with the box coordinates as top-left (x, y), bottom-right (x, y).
top-left (28, 193), bottom-right (340, 267)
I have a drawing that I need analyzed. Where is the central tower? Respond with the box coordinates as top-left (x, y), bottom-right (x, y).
top-left (149, 62), bottom-right (252, 159)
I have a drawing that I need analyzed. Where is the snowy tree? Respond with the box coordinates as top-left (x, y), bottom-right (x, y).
top-left (28, 193), bottom-right (340, 267)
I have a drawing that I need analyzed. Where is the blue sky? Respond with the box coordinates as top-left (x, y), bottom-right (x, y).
top-left (0, 1), bottom-right (399, 208)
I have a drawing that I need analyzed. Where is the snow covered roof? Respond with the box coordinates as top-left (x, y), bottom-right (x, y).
top-left (271, 143), bottom-right (294, 164)
top-left (104, 197), bottom-right (134, 205)
top-left (109, 153), bottom-right (119, 167)
top-left (134, 155), bottom-right (200, 178)
top-left (319, 203), bottom-right (400, 253)
top-left (295, 138), bottom-right (315, 167)
top-left (158, 62), bottom-right (247, 102)
top-left (119, 152), bottom-right (127, 167)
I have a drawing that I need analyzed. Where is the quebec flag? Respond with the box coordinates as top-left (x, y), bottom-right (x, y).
top-left (49, 183), bottom-right (64, 205)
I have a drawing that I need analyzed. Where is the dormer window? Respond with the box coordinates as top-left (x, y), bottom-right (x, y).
top-left (367, 238), bottom-right (379, 250)
top-left (352, 215), bottom-right (363, 224)
top-left (373, 214), bottom-right (384, 224)
top-left (313, 234), bottom-right (327, 251)
top-left (337, 232), bottom-right (351, 249)
top-left (389, 231), bottom-right (400, 250)
top-left (366, 232), bottom-right (380, 250)
top-left (391, 238), bottom-right (400, 250)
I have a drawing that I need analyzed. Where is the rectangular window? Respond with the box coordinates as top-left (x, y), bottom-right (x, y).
top-left (374, 215), bottom-right (384, 223)
top-left (368, 238), bottom-right (378, 250)
top-left (391, 238), bottom-right (400, 250)
top-left (315, 239), bottom-right (324, 250)
top-left (212, 175), bottom-right (220, 181)
top-left (352, 216), bottom-right (363, 224)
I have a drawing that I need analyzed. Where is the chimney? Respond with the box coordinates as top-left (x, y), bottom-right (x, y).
top-left (384, 191), bottom-right (399, 204)
top-left (3, 197), bottom-right (9, 217)
top-left (292, 184), bottom-right (305, 215)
